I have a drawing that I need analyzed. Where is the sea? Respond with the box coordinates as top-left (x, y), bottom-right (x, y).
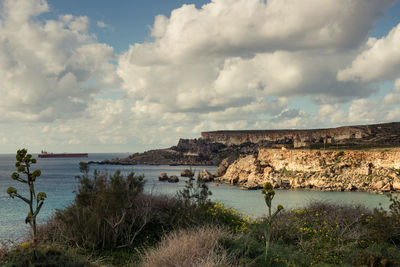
top-left (0, 153), bottom-right (395, 243)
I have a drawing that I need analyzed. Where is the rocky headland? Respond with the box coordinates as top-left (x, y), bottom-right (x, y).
top-left (89, 122), bottom-right (400, 193)
top-left (215, 148), bottom-right (400, 193)
top-left (90, 121), bottom-right (400, 166)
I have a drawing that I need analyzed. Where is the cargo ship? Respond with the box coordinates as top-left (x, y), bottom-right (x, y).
top-left (38, 151), bottom-right (88, 158)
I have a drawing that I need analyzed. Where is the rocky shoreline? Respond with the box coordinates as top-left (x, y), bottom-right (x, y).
top-left (87, 122), bottom-right (400, 194)
top-left (215, 148), bottom-right (400, 194)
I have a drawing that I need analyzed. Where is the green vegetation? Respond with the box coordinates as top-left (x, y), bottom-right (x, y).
top-left (261, 182), bottom-right (283, 262)
top-left (2, 154), bottom-right (400, 266)
top-left (0, 244), bottom-right (95, 267)
top-left (177, 169), bottom-right (211, 206)
top-left (6, 149), bottom-right (46, 242)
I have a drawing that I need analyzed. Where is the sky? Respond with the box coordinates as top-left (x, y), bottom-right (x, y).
top-left (1, 0), bottom-right (400, 153)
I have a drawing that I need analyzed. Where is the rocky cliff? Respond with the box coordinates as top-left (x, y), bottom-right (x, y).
top-left (216, 148), bottom-right (400, 193)
top-left (93, 121), bottom-right (400, 166)
top-left (202, 122), bottom-right (400, 148)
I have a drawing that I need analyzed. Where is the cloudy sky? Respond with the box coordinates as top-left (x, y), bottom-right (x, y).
top-left (1, 0), bottom-right (400, 153)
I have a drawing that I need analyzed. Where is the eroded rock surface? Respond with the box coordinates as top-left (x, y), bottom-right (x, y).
top-left (199, 169), bottom-right (214, 182)
top-left (216, 149), bottom-right (400, 193)
top-left (92, 122), bottom-right (400, 166)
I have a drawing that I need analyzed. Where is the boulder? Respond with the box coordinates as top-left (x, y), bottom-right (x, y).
top-left (215, 158), bottom-right (232, 177)
top-left (199, 169), bottom-right (214, 182)
top-left (181, 169), bottom-right (194, 177)
top-left (159, 173), bottom-right (168, 181)
top-left (392, 181), bottom-right (400, 191)
top-left (373, 181), bottom-right (385, 190)
top-left (382, 183), bottom-right (392, 192)
top-left (346, 183), bottom-right (357, 191)
top-left (281, 179), bottom-right (291, 189)
top-left (168, 175), bottom-right (179, 183)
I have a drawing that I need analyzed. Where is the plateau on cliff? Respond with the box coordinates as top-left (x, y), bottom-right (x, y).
top-left (91, 121), bottom-right (400, 166)
top-left (201, 121), bottom-right (400, 149)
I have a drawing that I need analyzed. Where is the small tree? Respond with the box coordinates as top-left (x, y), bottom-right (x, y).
top-left (6, 149), bottom-right (47, 242)
top-left (177, 169), bottom-right (212, 207)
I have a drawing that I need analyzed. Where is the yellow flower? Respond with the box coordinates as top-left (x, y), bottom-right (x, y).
top-left (20, 242), bottom-right (30, 248)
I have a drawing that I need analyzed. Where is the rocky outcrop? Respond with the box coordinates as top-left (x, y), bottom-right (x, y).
top-left (215, 158), bottom-right (233, 177)
top-left (168, 175), bottom-right (179, 183)
top-left (181, 169), bottom-right (194, 177)
top-left (92, 122), bottom-right (400, 166)
top-left (216, 148), bottom-right (400, 193)
top-left (199, 169), bottom-right (214, 182)
top-left (159, 173), bottom-right (168, 181)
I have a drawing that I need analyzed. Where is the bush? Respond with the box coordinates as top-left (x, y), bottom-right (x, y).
top-left (55, 169), bottom-right (147, 249)
top-left (141, 226), bottom-right (234, 267)
top-left (368, 194), bottom-right (400, 244)
top-left (344, 243), bottom-right (400, 266)
top-left (0, 243), bottom-right (94, 267)
top-left (223, 200), bottom-right (400, 266)
top-left (38, 167), bottom-right (199, 251)
top-left (218, 235), bottom-right (311, 267)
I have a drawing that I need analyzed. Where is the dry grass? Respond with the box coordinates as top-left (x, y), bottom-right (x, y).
top-left (141, 226), bottom-right (235, 267)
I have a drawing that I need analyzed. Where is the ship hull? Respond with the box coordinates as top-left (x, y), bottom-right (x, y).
top-left (38, 153), bottom-right (88, 158)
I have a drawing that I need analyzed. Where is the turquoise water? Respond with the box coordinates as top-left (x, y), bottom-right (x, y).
top-left (0, 153), bottom-right (394, 243)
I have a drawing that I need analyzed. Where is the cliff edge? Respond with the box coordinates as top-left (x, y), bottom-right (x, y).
top-left (216, 148), bottom-right (400, 193)
top-left (201, 122), bottom-right (400, 149)
top-left (93, 121), bottom-right (400, 166)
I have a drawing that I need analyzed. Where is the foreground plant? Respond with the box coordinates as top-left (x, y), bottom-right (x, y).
top-left (261, 182), bottom-right (283, 261)
top-left (177, 169), bottom-right (212, 207)
top-left (6, 149), bottom-right (46, 242)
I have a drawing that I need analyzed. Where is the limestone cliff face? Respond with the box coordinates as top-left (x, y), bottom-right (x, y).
top-left (202, 122), bottom-right (400, 148)
top-left (217, 149), bottom-right (400, 193)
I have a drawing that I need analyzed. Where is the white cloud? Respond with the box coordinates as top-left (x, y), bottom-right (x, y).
top-left (338, 23), bottom-right (400, 82)
top-left (0, 0), bottom-right (119, 122)
top-left (394, 78), bottom-right (400, 91)
top-left (118, 0), bottom-right (394, 117)
top-left (1, 0), bottom-right (400, 153)
top-left (96, 21), bottom-right (107, 28)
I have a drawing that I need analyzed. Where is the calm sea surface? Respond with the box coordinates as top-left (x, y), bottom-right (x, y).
top-left (0, 153), bottom-right (395, 242)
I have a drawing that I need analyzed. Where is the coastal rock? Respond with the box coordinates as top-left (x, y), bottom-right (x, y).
top-left (218, 155), bottom-right (259, 186)
top-left (181, 169), bottom-right (194, 177)
top-left (215, 158), bottom-right (233, 177)
top-left (159, 173), bottom-right (168, 181)
top-left (346, 183), bottom-right (357, 191)
top-left (199, 169), bottom-right (214, 182)
top-left (168, 175), bottom-right (179, 183)
top-left (392, 180), bottom-right (400, 191)
top-left (373, 181), bottom-right (385, 190)
top-left (97, 122), bottom-right (400, 167)
top-left (217, 148), bottom-right (400, 193)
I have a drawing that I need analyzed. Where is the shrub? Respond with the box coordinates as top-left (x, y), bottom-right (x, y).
top-left (177, 170), bottom-right (211, 207)
top-left (204, 202), bottom-right (253, 232)
top-left (47, 168), bottom-right (148, 249)
top-left (0, 243), bottom-right (94, 267)
top-left (141, 226), bottom-right (234, 267)
top-left (218, 235), bottom-right (311, 267)
top-left (368, 194), bottom-right (400, 245)
top-left (344, 243), bottom-right (400, 266)
top-left (270, 201), bottom-right (371, 264)
top-left (38, 166), bottom-right (192, 253)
